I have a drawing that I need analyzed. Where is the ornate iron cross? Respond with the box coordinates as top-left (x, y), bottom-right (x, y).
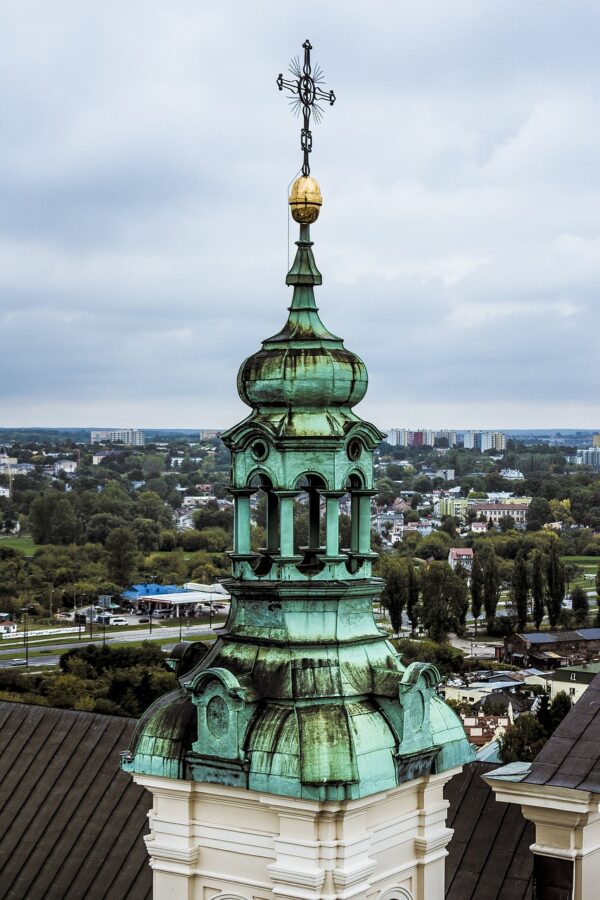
top-left (277, 39), bottom-right (336, 176)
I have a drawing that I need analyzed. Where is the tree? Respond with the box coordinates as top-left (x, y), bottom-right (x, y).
top-left (545, 542), bottom-right (565, 627)
top-left (526, 497), bottom-right (551, 531)
top-left (470, 552), bottom-right (484, 634)
top-left (379, 555), bottom-right (408, 636)
top-left (498, 714), bottom-right (547, 763)
top-left (531, 550), bottom-right (545, 629)
top-left (498, 515), bottom-right (515, 533)
top-left (406, 561), bottom-right (419, 634)
top-left (105, 527), bottom-right (138, 586)
top-left (571, 586), bottom-right (589, 627)
top-left (417, 561), bottom-right (468, 642)
top-left (511, 551), bottom-right (529, 632)
top-left (550, 691), bottom-right (572, 731)
top-left (483, 547), bottom-right (501, 624)
top-left (549, 498), bottom-right (574, 526)
top-left (49, 498), bottom-right (80, 545)
top-left (536, 693), bottom-right (552, 733)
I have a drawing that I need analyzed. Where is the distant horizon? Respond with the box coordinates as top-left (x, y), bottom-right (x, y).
top-left (0, 425), bottom-right (598, 435)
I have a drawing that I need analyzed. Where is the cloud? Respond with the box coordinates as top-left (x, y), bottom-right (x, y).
top-left (0, 1), bottom-right (599, 429)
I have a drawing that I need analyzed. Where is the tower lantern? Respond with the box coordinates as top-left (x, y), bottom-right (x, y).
top-left (122, 40), bottom-right (473, 900)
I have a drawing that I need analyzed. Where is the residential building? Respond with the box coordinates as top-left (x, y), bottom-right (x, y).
top-left (550, 660), bottom-right (600, 702)
top-left (386, 427), bottom-right (410, 446)
top-left (500, 468), bottom-right (524, 480)
top-left (92, 450), bottom-right (121, 465)
top-left (504, 628), bottom-right (600, 667)
top-left (198, 429), bottom-right (222, 440)
top-left (90, 428), bottom-right (144, 446)
top-left (54, 459), bottom-right (77, 475)
top-left (435, 429), bottom-right (457, 447)
top-left (575, 447), bottom-right (600, 468)
top-left (434, 467), bottom-right (455, 481)
top-left (460, 712), bottom-right (512, 749)
top-left (0, 486), bottom-right (9, 499)
top-left (470, 520), bottom-right (487, 533)
top-left (472, 501), bottom-right (529, 528)
top-left (463, 431), bottom-right (507, 452)
top-left (448, 547), bottom-right (474, 572)
top-left (592, 433), bottom-right (600, 448)
top-left (438, 496), bottom-right (469, 520)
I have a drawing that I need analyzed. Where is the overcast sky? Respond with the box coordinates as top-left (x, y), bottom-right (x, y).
top-left (1, 1), bottom-right (599, 430)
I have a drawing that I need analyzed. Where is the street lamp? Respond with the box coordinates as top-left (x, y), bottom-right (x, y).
top-left (20, 606), bottom-right (30, 670)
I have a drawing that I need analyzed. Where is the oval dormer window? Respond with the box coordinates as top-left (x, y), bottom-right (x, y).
top-left (251, 440), bottom-right (269, 461)
top-left (347, 439), bottom-right (362, 461)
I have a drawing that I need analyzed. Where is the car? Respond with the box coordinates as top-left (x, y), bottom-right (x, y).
top-left (138, 617), bottom-right (150, 624)
top-left (10, 659), bottom-right (27, 667)
top-left (153, 611), bottom-right (172, 620)
top-left (108, 617), bottom-right (129, 626)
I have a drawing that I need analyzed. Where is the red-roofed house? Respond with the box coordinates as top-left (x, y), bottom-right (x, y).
top-left (448, 547), bottom-right (474, 572)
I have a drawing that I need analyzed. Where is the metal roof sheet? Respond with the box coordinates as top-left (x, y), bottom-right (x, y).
top-left (0, 701), bottom-right (151, 900)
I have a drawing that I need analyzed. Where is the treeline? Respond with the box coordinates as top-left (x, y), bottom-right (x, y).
top-left (377, 536), bottom-right (600, 641)
top-left (0, 507), bottom-right (234, 618)
top-left (0, 643), bottom-right (179, 717)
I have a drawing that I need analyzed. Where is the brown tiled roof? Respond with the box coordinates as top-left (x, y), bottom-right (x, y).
top-left (524, 672), bottom-right (600, 792)
top-left (445, 761), bottom-right (533, 900)
top-left (0, 702), bottom-right (535, 900)
top-left (0, 701), bottom-right (152, 900)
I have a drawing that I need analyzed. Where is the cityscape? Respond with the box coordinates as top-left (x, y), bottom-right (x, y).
top-left (1, 6), bottom-right (600, 900)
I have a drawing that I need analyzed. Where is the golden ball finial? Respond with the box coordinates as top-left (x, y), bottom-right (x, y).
top-left (289, 175), bottom-right (322, 224)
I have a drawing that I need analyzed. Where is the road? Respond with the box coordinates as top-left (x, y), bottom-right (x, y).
top-left (0, 619), bottom-right (219, 667)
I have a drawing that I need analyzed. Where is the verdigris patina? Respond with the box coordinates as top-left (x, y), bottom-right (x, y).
top-left (122, 176), bottom-right (473, 800)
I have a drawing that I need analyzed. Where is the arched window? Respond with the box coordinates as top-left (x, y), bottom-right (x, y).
top-left (294, 473), bottom-right (326, 574)
top-left (247, 472), bottom-right (278, 575)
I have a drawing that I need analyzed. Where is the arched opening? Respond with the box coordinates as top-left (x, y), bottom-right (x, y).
top-left (248, 473), bottom-right (279, 576)
top-left (294, 473), bottom-right (326, 575)
top-left (344, 472), bottom-right (367, 574)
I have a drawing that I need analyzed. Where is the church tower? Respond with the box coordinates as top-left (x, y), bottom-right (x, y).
top-left (122, 39), bottom-right (473, 900)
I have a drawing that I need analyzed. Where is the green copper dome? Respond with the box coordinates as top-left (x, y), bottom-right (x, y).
top-left (237, 224), bottom-right (368, 411)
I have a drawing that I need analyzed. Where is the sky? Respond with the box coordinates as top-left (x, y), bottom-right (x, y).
top-left (1, 1), bottom-right (599, 431)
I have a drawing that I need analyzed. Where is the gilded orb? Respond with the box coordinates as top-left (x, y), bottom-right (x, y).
top-left (289, 175), bottom-right (322, 224)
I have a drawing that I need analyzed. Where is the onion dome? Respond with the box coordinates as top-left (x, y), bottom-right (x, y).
top-left (237, 176), bottom-right (368, 411)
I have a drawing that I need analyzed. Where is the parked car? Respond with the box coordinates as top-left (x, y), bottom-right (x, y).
top-left (153, 611), bottom-right (172, 620)
top-left (138, 617), bottom-right (150, 624)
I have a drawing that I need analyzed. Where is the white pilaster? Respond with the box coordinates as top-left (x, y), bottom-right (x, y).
top-left (133, 769), bottom-right (462, 900)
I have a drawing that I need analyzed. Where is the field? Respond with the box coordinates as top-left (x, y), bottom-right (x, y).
top-left (0, 534), bottom-right (40, 556)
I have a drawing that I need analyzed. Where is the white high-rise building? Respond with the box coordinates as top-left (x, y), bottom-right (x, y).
top-left (90, 428), bottom-right (145, 447)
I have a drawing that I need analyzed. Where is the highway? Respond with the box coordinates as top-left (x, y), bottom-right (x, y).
top-left (0, 618), bottom-right (220, 668)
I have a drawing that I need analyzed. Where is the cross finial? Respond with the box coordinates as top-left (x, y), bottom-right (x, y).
top-left (277, 39), bottom-right (336, 176)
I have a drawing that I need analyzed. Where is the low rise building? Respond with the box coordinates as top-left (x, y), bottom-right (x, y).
top-left (472, 501), bottom-right (529, 528)
top-left (448, 547), bottom-right (474, 572)
top-left (505, 629), bottom-right (600, 667)
top-left (550, 660), bottom-right (600, 703)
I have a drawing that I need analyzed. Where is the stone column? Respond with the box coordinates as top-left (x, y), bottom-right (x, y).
top-left (322, 491), bottom-right (346, 558)
top-left (274, 491), bottom-right (301, 559)
top-left (230, 488), bottom-right (255, 555)
top-left (356, 490), bottom-right (377, 555)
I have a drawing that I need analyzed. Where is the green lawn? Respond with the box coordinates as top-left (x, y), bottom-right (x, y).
top-left (562, 556), bottom-right (600, 568)
top-left (0, 534), bottom-right (40, 556)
